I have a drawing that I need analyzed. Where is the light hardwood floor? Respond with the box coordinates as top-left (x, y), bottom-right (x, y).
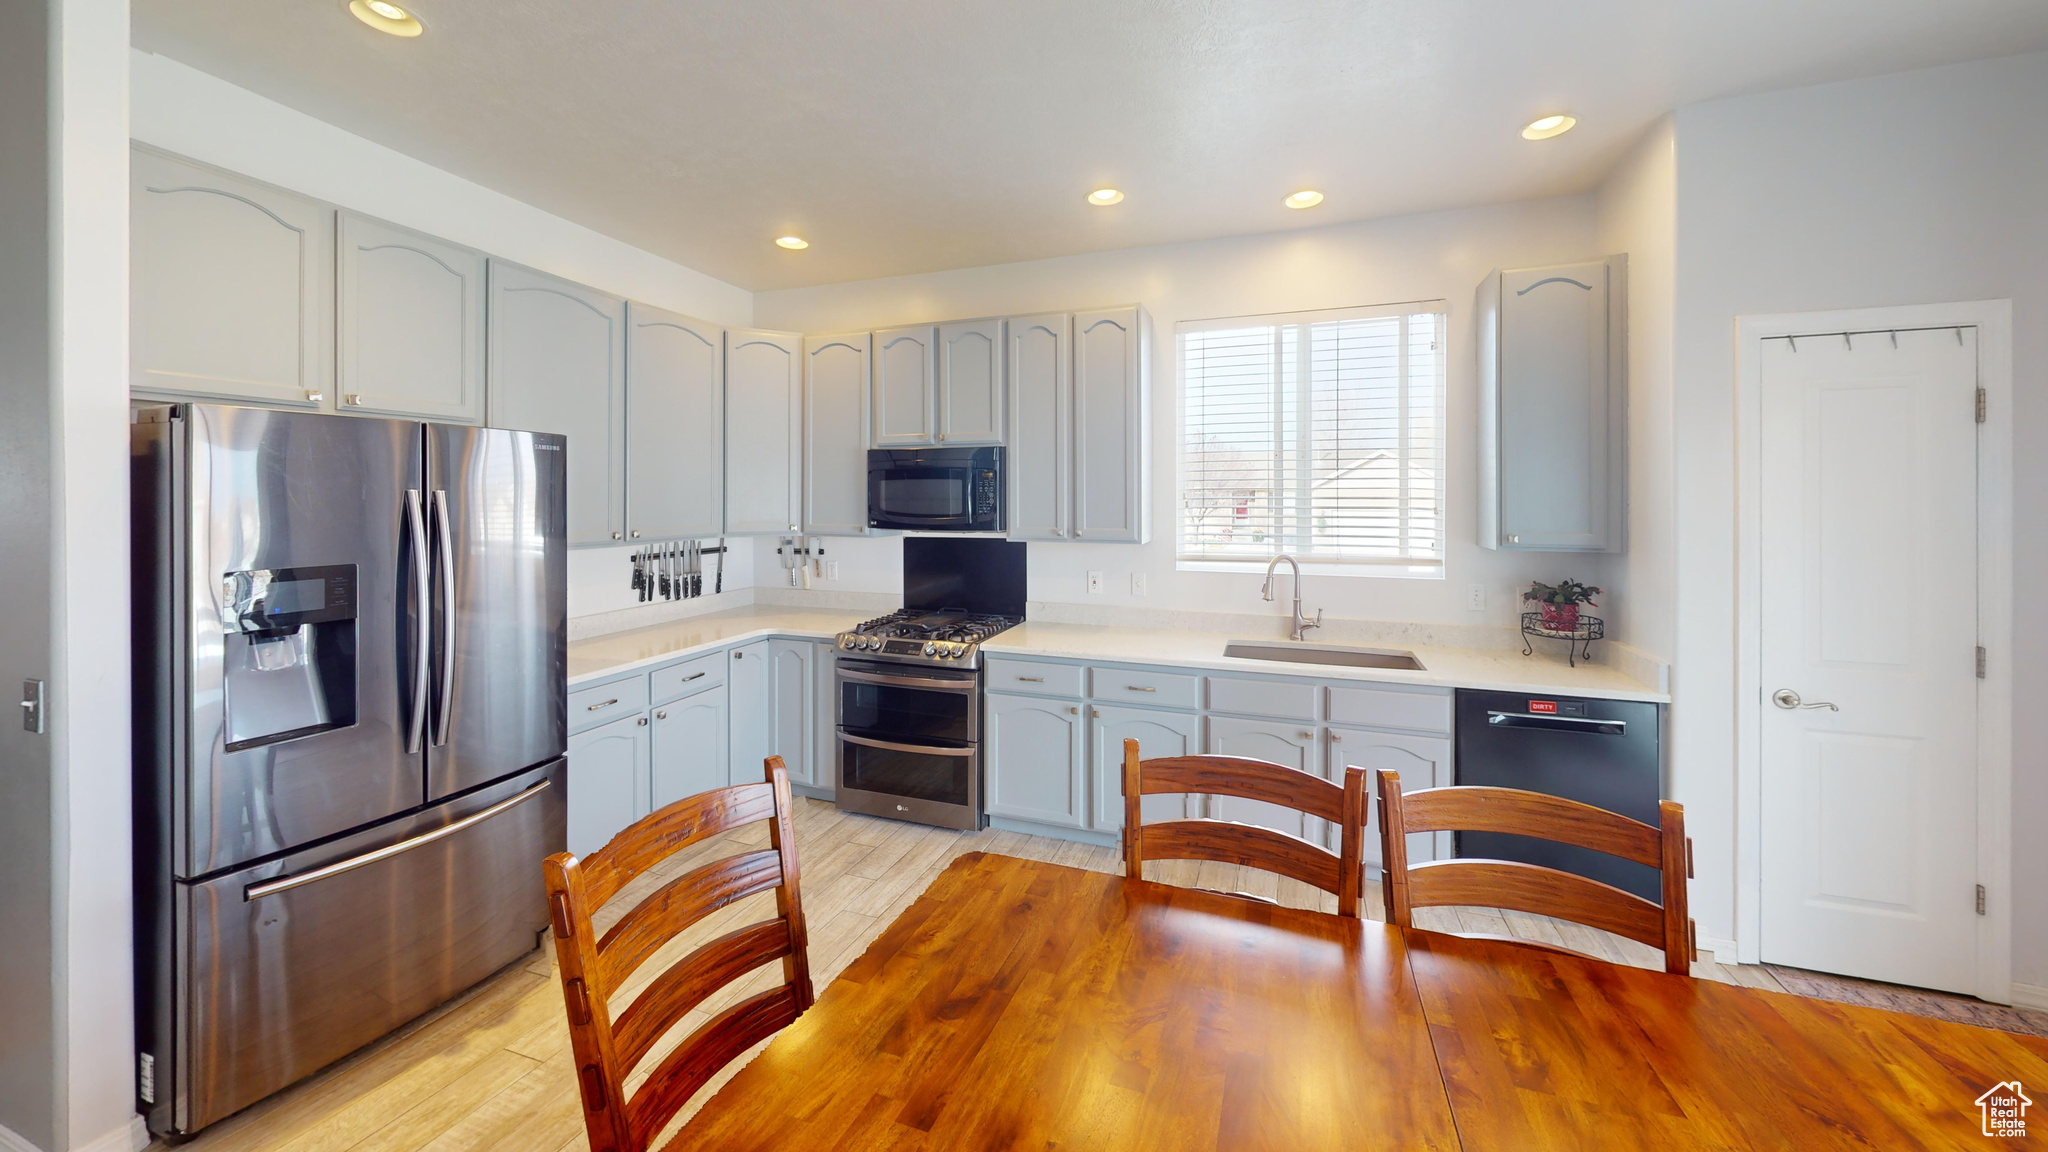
top-left (164, 798), bottom-right (1786, 1152)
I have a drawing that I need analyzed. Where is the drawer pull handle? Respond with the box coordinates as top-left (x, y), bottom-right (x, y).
top-left (679, 672), bottom-right (706, 682)
top-left (586, 699), bottom-right (619, 711)
top-left (1017, 676), bottom-right (1045, 683)
top-left (1125, 685), bottom-right (1156, 693)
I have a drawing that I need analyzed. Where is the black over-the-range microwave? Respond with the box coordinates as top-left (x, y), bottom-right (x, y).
top-left (866, 446), bottom-right (1004, 532)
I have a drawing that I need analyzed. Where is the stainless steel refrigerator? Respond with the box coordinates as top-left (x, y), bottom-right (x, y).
top-left (130, 403), bottom-right (569, 1137)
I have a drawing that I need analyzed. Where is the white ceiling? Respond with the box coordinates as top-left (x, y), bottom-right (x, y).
top-left (134, 0), bottom-right (2048, 292)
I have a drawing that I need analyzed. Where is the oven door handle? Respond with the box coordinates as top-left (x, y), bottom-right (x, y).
top-left (840, 732), bottom-right (977, 757)
top-left (838, 668), bottom-right (978, 692)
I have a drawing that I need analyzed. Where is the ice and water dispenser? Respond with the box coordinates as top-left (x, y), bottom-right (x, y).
top-left (220, 564), bottom-right (359, 751)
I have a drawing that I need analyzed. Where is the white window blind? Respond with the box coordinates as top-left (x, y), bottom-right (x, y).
top-left (1178, 303), bottom-right (1446, 570)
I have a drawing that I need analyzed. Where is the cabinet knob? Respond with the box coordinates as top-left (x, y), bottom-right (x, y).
top-left (305, 390), bottom-right (324, 404)
top-left (937, 433), bottom-right (946, 441)
top-left (733, 651), bottom-right (743, 659)
top-left (612, 531), bottom-right (623, 540)
top-left (1506, 534), bottom-right (1521, 544)
top-left (630, 530), bottom-right (641, 539)
top-left (1299, 731), bottom-right (1314, 740)
top-left (789, 524), bottom-right (798, 531)
top-left (638, 716), bottom-right (650, 726)
top-left (344, 393), bottom-right (363, 407)
top-left (1091, 709), bottom-right (1100, 719)
top-left (1069, 706), bottom-right (1079, 715)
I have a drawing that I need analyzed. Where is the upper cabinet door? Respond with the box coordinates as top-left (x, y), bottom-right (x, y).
top-left (131, 147), bottom-right (334, 410)
top-left (1005, 313), bottom-right (1070, 541)
top-left (335, 211), bottom-right (486, 423)
top-left (936, 319), bottom-right (1004, 445)
top-left (626, 303), bottom-right (723, 540)
top-left (1480, 257), bottom-right (1626, 552)
top-left (487, 260), bottom-right (627, 547)
top-left (725, 329), bottom-right (803, 536)
top-left (1071, 306), bottom-right (1151, 543)
top-left (870, 325), bottom-right (937, 447)
top-left (803, 334), bottom-right (872, 536)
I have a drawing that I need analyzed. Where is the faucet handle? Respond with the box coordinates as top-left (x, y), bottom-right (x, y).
top-left (1306, 609), bottom-right (1324, 631)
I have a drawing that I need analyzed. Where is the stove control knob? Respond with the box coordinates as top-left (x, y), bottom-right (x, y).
top-left (948, 645), bottom-right (965, 658)
top-left (923, 643), bottom-right (938, 656)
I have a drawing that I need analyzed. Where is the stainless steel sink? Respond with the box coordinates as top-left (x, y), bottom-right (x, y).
top-left (1221, 641), bottom-right (1426, 671)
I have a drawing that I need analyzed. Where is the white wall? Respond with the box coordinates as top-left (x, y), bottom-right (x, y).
top-left (755, 196), bottom-right (1623, 631)
top-left (1672, 53), bottom-right (2048, 983)
top-left (128, 49), bottom-right (755, 623)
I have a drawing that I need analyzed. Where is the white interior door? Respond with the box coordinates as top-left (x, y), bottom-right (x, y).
top-left (1758, 326), bottom-right (1979, 993)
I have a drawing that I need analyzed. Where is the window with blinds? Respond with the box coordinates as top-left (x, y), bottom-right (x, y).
top-left (1177, 303), bottom-right (1447, 572)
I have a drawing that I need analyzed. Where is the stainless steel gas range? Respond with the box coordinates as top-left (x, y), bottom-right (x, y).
top-left (832, 539), bottom-right (1025, 830)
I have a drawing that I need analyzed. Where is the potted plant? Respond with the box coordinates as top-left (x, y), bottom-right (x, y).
top-left (1523, 579), bottom-right (1601, 631)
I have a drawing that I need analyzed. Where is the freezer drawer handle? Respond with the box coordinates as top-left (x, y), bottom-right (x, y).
top-left (1486, 711), bottom-right (1626, 736)
top-left (243, 779), bottom-right (554, 902)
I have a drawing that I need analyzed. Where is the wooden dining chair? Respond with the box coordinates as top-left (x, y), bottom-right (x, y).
top-left (1376, 768), bottom-right (1694, 973)
top-left (1122, 738), bottom-right (1369, 917)
top-left (542, 756), bottom-right (814, 1152)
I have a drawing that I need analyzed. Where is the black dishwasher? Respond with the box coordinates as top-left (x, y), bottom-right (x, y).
top-left (1452, 689), bottom-right (1664, 901)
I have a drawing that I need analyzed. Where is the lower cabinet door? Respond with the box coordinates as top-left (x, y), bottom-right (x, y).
top-left (1089, 704), bottom-right (1198, 833)
top-left (565, 712), bottom-right (649, 856)
top-left (651, 685), bottom-right (729, 809)
top-left (727, 643), bottom-right (772, 786)
top-left (984, 692), bottom-right (1086, 829)
top-left (769, 640), bottom-right (814, 787)
top-left (1327, 727), bottom-right (1451, 867)
top-left (810, 643), bottom-right (838, 797)
top-left (1204, 716), bottom-right (1325, 844)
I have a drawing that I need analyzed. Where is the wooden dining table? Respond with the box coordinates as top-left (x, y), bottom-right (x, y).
top-left (675, 852), bottom-right (2048, 1150)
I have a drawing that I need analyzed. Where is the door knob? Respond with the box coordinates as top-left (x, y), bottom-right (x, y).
top-left (1772, 689), bottom-right (1838, 712)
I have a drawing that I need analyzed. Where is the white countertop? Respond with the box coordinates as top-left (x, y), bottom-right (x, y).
top-left (569, 607), bottom-right (1667, 702)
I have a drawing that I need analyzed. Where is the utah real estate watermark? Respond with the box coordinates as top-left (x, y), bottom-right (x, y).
top-left (1976, 1081), bottom-right (2030, 1138)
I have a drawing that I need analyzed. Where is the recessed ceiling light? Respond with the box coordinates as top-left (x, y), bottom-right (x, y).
top-left (774, 236), bottom-right (809, 250)
top-left (1283, 190), bottom-right (1324, 210)
top-left (348, 0), bottom-right (423, 36)
top-left (1521, 114), bottom-right (1576, 140)
top-left (1087, 188), bottom-right (1124, 206)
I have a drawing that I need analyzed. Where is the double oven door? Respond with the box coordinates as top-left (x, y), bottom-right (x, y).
top-left (835, 659), bottom-right (984, 830)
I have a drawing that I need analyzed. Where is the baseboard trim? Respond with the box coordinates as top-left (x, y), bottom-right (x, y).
top-left (986, 816), bottom-right (1117, 849)
top-left (0, 1117), bottom-right (145, 1152)
top-left (0, 1121), bottom-right (45, 1152)
top-left (2012, 981), bottom-right (2048, 1011)
top-left (1698, 935), bottom-right (1742, 965)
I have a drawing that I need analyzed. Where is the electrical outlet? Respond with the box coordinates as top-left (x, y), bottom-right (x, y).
top-left (1467, 584), bottom-right (1486, 611)
top-left (823, 561), bottom-right (839, 581)
top-left (1087, 570), bottom-right (1104, 595)
top-left (1130, 572), bottom-right (1147, 596)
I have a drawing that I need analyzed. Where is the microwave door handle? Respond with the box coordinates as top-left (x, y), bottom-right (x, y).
top-left (430, 490), bottom-right (455, 747)
top-left (403, 488), bottom-right (430, 754)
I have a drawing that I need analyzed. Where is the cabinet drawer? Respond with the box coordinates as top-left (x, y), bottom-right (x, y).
top-left (984, 658), bottom-right (1083, 698)
top-left (569, 676), bottom-right (648, 734)
top-left (650, 652), bottom-right (726, 704)
top-left (1206, 676), bottom-right (1316, 721)
top-left (1325, 684), bottom-right (1451, 734)
top-left (1088, 666), bottom-right (1199, 710)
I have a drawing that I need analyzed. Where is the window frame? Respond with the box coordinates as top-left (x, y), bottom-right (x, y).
top-left (1173, 299), bottom-right (1450, 578)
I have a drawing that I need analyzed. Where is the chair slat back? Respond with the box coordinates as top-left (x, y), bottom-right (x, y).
top-left (1123, 739), bottom-right (1366, 917)
top-left (543, 757), bottom-right (814, 1152)
top-left (1377, 768), bottom-right (1692, 974)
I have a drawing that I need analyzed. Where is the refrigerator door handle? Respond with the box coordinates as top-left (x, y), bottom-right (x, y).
top-left (242, 778), bottom-right (553, 901)
top-left (404, 488), bottom-right (431, 754)
top-left (430, 490), bottom-right (455, 747)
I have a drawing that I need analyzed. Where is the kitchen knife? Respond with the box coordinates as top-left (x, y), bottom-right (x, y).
top-left (714, 538), bottom-right (724, 594)
top-left (690, 541), bottom-right (702, 597)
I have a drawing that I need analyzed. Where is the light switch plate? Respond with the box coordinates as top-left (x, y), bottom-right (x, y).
top-left (21, 678), bottom-right (44, 734)
top-left (1087, 570), bottom-right (1103, 595)
top-left (1467, 584), bottom-right (1486, 611)
top-left (1130, 573), bottom-right (1147, 596)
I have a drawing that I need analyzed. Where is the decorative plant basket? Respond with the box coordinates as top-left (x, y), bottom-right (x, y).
top-left (1521, 611), bottom-right (1604, 667)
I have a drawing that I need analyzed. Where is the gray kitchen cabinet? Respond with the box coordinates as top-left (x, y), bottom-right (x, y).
top-left (650, 683), bottom-right (729, 808)
top-left (1477, 256), bottom-right (1627, 552)
top-left (130, 146), bottom-right (334, 410)
top-left (627, 302), bottom-right (723, 540)
top-left (565, 710), bottom-right (649, 857)
top-left (1088, 703), bottom-right (1197, 833)
top-left (803, 333), bottom-right (873, 535)
top-left (724, 329), bottom-right (803, 535)
top-left (985, 692), bottom-right (1087, 829)
top-left (808, 642), bottom-right (839, 797)
top-left (1071, 306), bottom-right (1151, 543)
top-left (335, 211), bottom-right (486, 423)
top-left (1204, 715), bottom-right (1324, 844)
top-left (727, 642), bottom-right (771, 785)
top-left (937, 319), bottom-right (1004, 445)
top-left (1326, 726), bottom-right (1449, 867)
top-left (1004, 313), bottom-right (1071, 541)
top-left (768, 640), bottom-right (814, 788)
top-left (488, 260), bottom-right (627, 547)
top-left (871, 325), bottom-right (937, 447)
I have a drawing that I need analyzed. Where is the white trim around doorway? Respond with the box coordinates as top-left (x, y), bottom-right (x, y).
top-left (1732, 300), bottom-right (2013, 1003)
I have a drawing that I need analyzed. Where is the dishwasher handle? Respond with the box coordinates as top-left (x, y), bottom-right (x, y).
top-left (1486, 711), bottom-right (1627, 736)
